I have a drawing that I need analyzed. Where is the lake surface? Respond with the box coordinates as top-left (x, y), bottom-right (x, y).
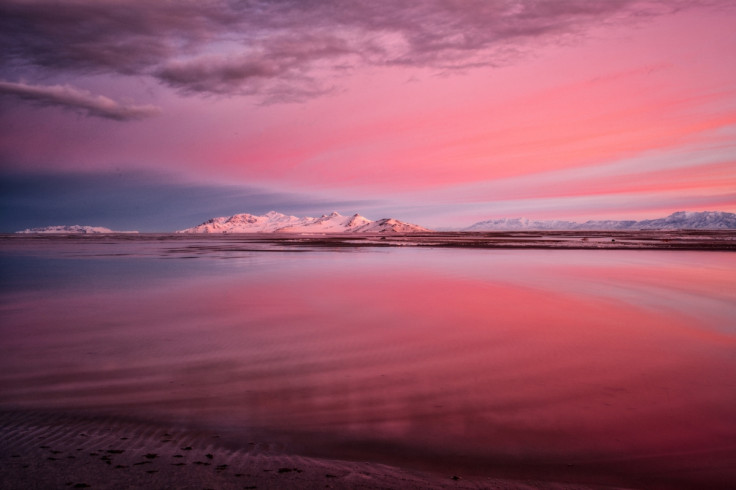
top-left (1, 235), bottom-right (735, 488)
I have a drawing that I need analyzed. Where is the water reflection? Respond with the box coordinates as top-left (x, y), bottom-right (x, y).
top-left (1, 243), bottom-right (735, 487)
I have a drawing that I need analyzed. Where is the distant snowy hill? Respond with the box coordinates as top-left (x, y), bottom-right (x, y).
top-left (16, 225), bottom-right (138, 234)
top-left (466, 211), bottom-right (736, 231)
top-left (178, 211), bottom-right (431, 233)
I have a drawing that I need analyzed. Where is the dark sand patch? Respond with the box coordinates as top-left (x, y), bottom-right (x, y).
top-left (0, 410), bottom-right (626, 489)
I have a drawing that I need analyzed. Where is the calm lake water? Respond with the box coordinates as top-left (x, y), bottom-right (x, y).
top-left (1, 236), bottom-right (735, 488)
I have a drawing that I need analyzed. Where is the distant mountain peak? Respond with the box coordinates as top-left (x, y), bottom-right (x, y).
top-left (178, 211), bottom-right (430, 234)
top-left (16, 225), bottom-right (138, 234)
top-left (346, 213), bottom-right (370, 228)
top-left (465, 211), bottom-right (736, 231)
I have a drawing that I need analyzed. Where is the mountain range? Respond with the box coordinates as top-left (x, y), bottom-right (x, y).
top-left (13, 211), bottom-right (736, 234)
top-left (464, 211), bottom-right (736, 231)
top-left (177, 211), bottom-right (431, 234)
top-left (16, 225), bottom-right (138, 234)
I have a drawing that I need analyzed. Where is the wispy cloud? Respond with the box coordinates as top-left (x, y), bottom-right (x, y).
top-left (0, 80), bottom-right (161, 120)
top-left (1, 0), bottom-right (729, 103)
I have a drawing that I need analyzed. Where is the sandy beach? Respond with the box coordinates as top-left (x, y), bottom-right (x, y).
top-left (0, 410), bottom-right (627, 490)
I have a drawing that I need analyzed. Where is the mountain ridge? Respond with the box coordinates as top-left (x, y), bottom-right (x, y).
top-left (16, 225), bottom-right (138, 234)
top-left (465, 211), bottom-right (736, 231)
top-left (177, 211), bottom-right (431, 234)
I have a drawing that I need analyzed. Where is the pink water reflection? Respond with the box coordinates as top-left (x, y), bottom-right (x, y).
top-left (1, 248), bottom-right (735, 487)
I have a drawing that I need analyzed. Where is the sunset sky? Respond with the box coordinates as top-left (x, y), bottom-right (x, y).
top-left (1, 0), bottom-right (735, 231)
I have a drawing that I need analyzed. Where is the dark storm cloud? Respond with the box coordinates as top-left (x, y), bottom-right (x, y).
top-left (0, 169), bottom-right (374, 232)
top-left (155, 33), bottom-right (351, 100)
top-left (0, 1), bottom-right (241, 73)
top-left (0, 80), bottom-right (161, 120)
top-left (0, 0), bottom-right (728, 102)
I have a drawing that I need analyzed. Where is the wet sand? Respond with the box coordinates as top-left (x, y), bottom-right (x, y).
top-left (0, 411), bottom-right (623, 490)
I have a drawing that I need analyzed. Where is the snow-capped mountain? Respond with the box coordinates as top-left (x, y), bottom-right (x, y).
top-left (634, 211), bottom-right (736, 229)
top-left (273, 212), bottom-right (373, 233)
top-left (16, 225), bottom-right (138, 234)
top-left (465, 211), bottom-right (736, 231)
top-left (178, 211), bottom-right (431, 233)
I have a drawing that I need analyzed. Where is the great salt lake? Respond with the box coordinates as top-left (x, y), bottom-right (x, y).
top-left (1, 235), bottom-right (735, 488)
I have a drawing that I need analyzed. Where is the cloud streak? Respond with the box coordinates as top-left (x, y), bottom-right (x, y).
top-left (2, 0), bottom-right (729, 102)
top-left (0, 80), bottom-right (161, 120)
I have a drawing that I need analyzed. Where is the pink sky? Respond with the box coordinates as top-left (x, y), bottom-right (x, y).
top-left (0, 1), bottom-right (735, 229)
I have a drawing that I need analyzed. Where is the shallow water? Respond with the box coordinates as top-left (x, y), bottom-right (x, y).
top-left (1, 236), bottom-right (735, 488)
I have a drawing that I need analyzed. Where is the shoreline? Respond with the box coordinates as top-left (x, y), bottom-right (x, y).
top-left (2, 230), bottom-right (736, 252)
top-left (0, 410), bottom-right (623, 490)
